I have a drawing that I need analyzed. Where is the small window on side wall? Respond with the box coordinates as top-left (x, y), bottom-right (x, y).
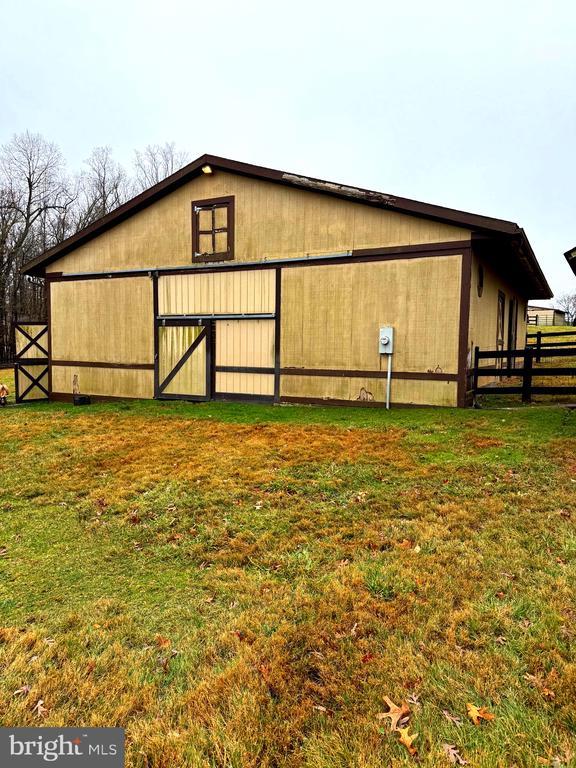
top-left (192, 196), bottom-right (234, 262)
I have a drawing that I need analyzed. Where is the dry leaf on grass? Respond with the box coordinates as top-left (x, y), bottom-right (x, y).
top-left (13, 685), bottom-right (31, 697)
top-left (542, 687), bottom-right (555, 700)
top-left (33, 699), bottom-right (47, 717)
top-left (397, 726), bottom-right (418, 756)
top-left (442, 709), bottom-right (463, 726)
top-left (443, 743), bottom-right (468, 765)
top-left (155, 635), bottom-right (170, 649)
top-left (377, 696), bottom-right (411, 730)
top-left (466, 702), bottom-right (495, 725)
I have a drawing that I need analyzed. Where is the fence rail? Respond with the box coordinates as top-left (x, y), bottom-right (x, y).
top-left (526, 330), bottom-right (576, 362)
top-left (473, 345), bottom-right (576, 403)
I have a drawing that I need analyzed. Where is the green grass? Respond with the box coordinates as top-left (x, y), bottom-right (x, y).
top-left (0, 397), bottom-right (575, 767)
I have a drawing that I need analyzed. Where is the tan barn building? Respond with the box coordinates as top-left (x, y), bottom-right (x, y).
top-left (527, 304), bottom-right (566, 327)
top-left (19, 155), bottom-right (551, 408)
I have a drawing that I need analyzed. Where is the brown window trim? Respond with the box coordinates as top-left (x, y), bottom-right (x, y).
top-left (192, 195), bottom-right (235, 263)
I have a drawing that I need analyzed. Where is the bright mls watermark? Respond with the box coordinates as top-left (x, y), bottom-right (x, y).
top-left (0, 729), bottom-right (124, 766)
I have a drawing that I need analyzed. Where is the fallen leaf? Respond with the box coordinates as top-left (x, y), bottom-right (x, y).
top-left (155, 635), bottom-right (170, 649)
top-left (443, 743), bottom-right (468, 765)
top-left (377, 696), bottom-right (411, 730)
top-left (407, 693), bottom-right (421, 706)
top-left (0, 547), bottom-right (8, 557)
top-left (397, 726), bottom-right (418, 756)
top-left (442, 709), bottom-right (463, 726)
top-left (397, 539), bottom-right (413, 549)
top-left (542, 687), bottom-right (555, 700)
top-left (495, 635), bottom-right (507, 645)
top-left (13, 685), bottom-right (31, 696)
top-left (361, 652), bottom-right (375, 663)
top-left (466, 702), bottom-right (495, 725)
top-left (33, 699), bottom-right (47, 717)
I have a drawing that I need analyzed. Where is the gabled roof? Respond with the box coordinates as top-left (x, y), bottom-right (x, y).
top-left (22, 153), bottom-right (552, 297)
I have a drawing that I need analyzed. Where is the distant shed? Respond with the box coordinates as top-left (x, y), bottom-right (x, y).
top-left (20, 154), bottom-right (552, 407)
top-left (527, 304), bottom-right (566, 327)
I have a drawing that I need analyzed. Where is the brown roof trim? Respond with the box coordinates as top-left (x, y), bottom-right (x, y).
top-left (22, 153), bottom-right (551, 296)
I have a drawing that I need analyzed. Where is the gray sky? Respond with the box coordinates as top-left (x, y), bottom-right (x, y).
top-left (1, 0), bottom-right (575, 300)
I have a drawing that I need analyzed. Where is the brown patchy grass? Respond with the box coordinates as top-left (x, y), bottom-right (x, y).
top-left (0, 400), bottom-right (575, 767)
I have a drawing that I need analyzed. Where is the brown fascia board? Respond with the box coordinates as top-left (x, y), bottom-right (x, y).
top-left (21, 153), bottom-right (550, 297)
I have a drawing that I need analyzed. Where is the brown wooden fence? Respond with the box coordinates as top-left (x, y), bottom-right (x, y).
top-left (526, 329), bottom-right (576, 362)
top-left (472, 345), bottom-right (576, 403)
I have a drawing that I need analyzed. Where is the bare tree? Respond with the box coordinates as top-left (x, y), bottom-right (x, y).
top-left (556, 293), bottom-right (576, 325)
top-left (133, 142), bottom-right (190, 191)
top-left (0, 132), bottom-right (73, 361)
top-left (77, 146), bottom-right (130, 227)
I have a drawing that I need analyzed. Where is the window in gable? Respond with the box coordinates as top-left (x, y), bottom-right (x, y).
top-left (192, 196), bottom-right (234, 262)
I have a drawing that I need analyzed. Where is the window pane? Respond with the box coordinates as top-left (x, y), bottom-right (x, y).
top-left (198, 209), bottom-right (212, 231)
top-left (199, 234), bottom-right (213, 254)
top-left (215, 231), bottom-right (228, 253)
top-left (214, 205), bottom-right (228, 230)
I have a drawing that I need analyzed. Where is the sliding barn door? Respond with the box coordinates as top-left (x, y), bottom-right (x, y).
top-left (157, 323), bottom-right (210, 400)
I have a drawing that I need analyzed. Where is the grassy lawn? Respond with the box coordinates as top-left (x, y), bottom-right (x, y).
top-left (0, 394), bottom-right (575, 767)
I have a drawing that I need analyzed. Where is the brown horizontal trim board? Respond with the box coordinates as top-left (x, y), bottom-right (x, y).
top-left (280, 368), bottom-right (458, 382)
top-left (51, 360), bottom-right (154, 370)
top-left (279, 396), bottom-right (435, 409)
top-left (215, 365), bottom-right (275, 374)
top-left (214, 392), bottom-right (274, 403)
top-left (50, 392), bottom-right (142, 403)
top-left (43, 242), bottom-right (472, 283)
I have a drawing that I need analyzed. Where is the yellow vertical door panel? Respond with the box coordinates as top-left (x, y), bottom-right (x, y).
top-left (215, 319), bottom-right (275, 396)
top-left (158, 325), bottom-right (207, 398)
top-left (159, 269), bottom-right (275, 316)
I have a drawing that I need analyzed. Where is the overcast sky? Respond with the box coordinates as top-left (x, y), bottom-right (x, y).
top-left (1, 0), bottom-right (575, 300)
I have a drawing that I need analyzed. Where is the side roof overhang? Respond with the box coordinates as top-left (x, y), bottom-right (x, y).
top-left (22, 153), bottom-right (552, 298)
top-left (564, 245), bottom-right (576, 276)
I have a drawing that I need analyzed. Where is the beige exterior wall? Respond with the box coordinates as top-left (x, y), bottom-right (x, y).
top-left (281, 256), bottom-right (462, 371)
top-left (46, 171), bottom-right (470, 275)
top-left (50, 276), bottom-right (154, 398)
top-left (281, 375), bottom-right (457, 407)
top-left (51, 277), bottom-right (153, 365)
top-left (468, 252), bottom-right (527, 370)
top-left (51, 367), bottom-right (153, 399)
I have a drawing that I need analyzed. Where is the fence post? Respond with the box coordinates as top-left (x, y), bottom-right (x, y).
top-left (522, 348), bottom-right (533, 403)
top-left (536, 331), bottom-right (542, 363)
top-left (473, 346), bottom-right (479, 397)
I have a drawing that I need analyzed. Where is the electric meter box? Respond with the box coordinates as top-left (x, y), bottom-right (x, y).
top-left (379, 326), bottom-right (394, 354)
